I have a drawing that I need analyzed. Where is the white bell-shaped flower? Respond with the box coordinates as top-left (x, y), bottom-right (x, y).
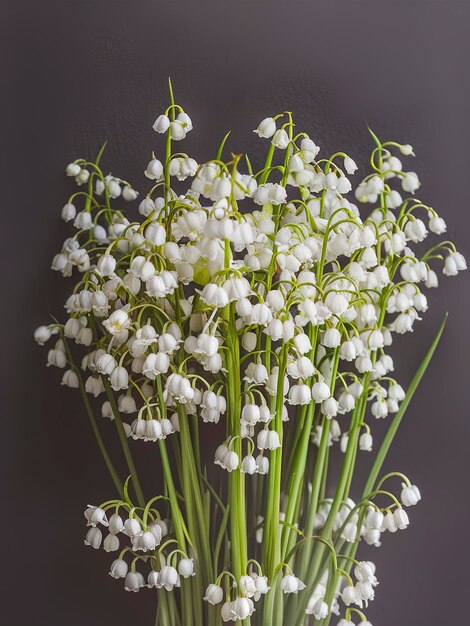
top-left (401, 483), bottom-right (421, 507)
top-left (84, 527), bottom-right (102, 549)
top-left (178, 559), bottom-right (195, 578)
top-left (153, 114), bottom-right (170, 133)
top-left (103, 533), bottom-right (120, 552)
top-left (280, 574), bottom-right (306, 594)
top-left (254, 117), bottom-right (276, 138)
top-left (288, 384), bottom-right (312, 406)
top-left (311, 380), bottom-right (330, 402)
top-left (108, 513), bottom-right (124, 535)
top-left (204, 583), bottom-right (224, 605)
top-left (147, 570), bottom-right (160, 588)
top-left (241, 455), bottom-right (258, 475)
top-left (157, 565), bottom-right (180, 591)
top-left (144, 159), bottom-right (163, 180)
top-left (109, 559), bottom-right (128, 579)
top-left (124, 571), bottom-right (142, 592)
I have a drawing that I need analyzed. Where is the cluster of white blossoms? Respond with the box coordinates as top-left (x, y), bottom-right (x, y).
top-left (84, 502), bottom-right (197, 593)
top-left (36, 87), bottom-right (465, 626)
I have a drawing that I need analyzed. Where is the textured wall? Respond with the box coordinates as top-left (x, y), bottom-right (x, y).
top-left (3, 1), bottom-right (470, 625)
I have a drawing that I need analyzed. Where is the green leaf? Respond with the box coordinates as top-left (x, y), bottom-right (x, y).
top-left (367, 125), bottom-right (382, 148)
top-left (94, 141), bottom-right (108, 166)
top-left (245, 153), bottom-right (253, 176)
top-left (216, 131), bottom-right (231, 161)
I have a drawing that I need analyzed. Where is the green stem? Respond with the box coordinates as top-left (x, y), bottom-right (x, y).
top-left (102, 377), bottom-right (145, 508)
top-left (62, 337), bottom-right (123, 498)
top-left (298, 348), bottom-right (340, 580)
top-left (263, 345), bottom-right (288, 579)
top-left (177, 404), bottom-right (213, 583)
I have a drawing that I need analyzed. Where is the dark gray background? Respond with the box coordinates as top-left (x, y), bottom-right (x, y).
top-left (3, 1), bottom-right (470, 625)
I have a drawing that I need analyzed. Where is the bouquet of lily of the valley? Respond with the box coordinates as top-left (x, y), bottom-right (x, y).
top-left (35, 81), bottom-right (466, 626)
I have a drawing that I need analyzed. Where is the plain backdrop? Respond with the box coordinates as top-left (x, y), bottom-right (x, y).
top-left (2, 1), bottom-right (470, 625)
